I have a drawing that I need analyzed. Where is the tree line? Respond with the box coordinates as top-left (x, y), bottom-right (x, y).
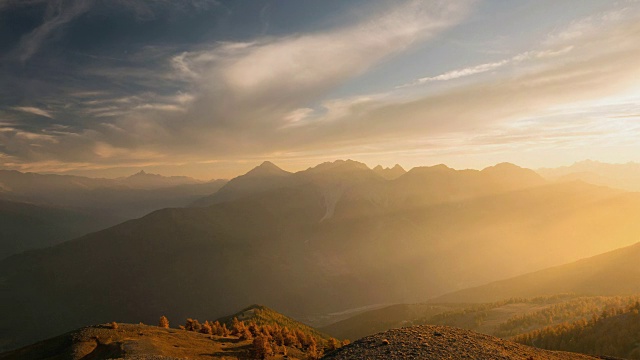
top-left (158, 315), bottom-right (348, 359)
top-left (513, 301), bottom-right (640, 359)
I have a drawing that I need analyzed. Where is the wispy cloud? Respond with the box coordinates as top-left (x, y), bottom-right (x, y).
top-left (11, 106), bottom-right (54, 118)
top-left (399, 46), bottom-right (574, 87)
top-left (13, 0), bottom-right (92, 62)
top-left (178, 0), bottom-right (473, 104)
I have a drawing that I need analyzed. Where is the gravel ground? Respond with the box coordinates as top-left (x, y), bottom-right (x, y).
top-left (322, 325), bottom-right (609, 360)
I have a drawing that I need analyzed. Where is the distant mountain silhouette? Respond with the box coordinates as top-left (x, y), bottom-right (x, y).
top-left (0, 170), bottom-right (227, 255)
top-left (434, 241), bottom-right (640, 303)
top-left (0, 199), bottom-right (117, 259)
top-left (116, 170), bottom-right (203, 189)
top-left (539, 160), bottom-right (640, 192)
top-left (0, 170), bottom-right (227, 217)
top-left (2, 160), bottom-right (640, 351)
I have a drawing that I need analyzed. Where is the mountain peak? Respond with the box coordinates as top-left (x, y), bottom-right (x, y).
top-left (373, 164), bottom-right (407, 180)
top-left (245, 161), bottom-right (290, 177)
top-left (407, 164), bottom-right (453, 175)
top-left (258, 160), bottom-right (278, 168)
top-left (307, 159), bottom-right (370, 173)
top-left (130, 170), bottom-right (153, 177)
top-left (481, 162), bottom-right (522, 172)
top-left (481, 163), bottom-right (545, 187)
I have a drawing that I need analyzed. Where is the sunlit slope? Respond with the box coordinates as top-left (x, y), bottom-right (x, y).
top-left (320, 295), bottom-right (640, 342)
top-left (0, 322), bottom-right (314, 360)
top-left (514, 302), bottom-right (640, 359)
top-left (2, 161), bottom-right (640, 351)
top-left (435, 242), bottom-right (640, 303)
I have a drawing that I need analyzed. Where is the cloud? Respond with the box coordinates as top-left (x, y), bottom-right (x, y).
top-left (13, 0), bottom-right (92, 62)
top-left (11, 106), bottom-right (54, 118)
top-left (5, 1), bottom-right (640, 176)
top-left (150, 0), bottom-right (474, 144)
top-left (400, 46), bottom-right (574, 87)
top-left (6, 0), bottom-right (221, 62)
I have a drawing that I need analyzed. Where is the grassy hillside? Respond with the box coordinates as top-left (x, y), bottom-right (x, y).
top-left (217, 305), bottom-right (332, 341)
top-left (514, 301), bottom-right (640, 359)
top-left (321, 295), bottom-right (640, 342)
top-left (423, 295), bottom-right (640, 338)
top-left (0, 323), bottom-right (313, 360)
top-left (0, 303), bottom-right (343, 360)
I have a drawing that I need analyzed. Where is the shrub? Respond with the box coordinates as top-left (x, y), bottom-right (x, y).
top-left (159, 316), bottom-right (169, 328)
top-left (201, 321), bottom-right (213, 335)
top-left (252, 335), bottom-right (273, 359)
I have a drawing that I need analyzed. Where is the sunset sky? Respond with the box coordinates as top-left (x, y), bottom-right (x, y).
top-left (1, 0), bottom-right (639, 179)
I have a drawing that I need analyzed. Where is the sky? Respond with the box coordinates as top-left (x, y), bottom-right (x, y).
top-left (1, 0), bottom-right (640, 179)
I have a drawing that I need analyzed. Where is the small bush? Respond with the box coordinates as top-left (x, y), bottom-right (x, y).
top-left (159, 316), bottom-right (169, 328)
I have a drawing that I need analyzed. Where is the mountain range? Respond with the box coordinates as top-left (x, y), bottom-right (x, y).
top-left (539, 160), bottom-right (640, 192)
top-left (2, 160), bottom-right (640, 351)
top-left (0, 170), bottom-right (226, 258)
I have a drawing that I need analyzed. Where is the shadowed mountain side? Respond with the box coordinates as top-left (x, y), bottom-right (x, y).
top-left (0, 199), bottom-right (119, 259)
top-left (0, 187), bottom-right (334, 351)
top-left (191, 161), bottom-right (293, 207)
top-left (0, 170), bottom-right (227, 256)
top-left (434, 242), bottom-right (640, 303)
top-left (321, 325), bottom-right (607, 360)
top-left (2, 162), bottom-right (640, 351)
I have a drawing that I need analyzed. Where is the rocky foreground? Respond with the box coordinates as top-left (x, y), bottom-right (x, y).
top-left (322, 325), bottom-right (617, 360)
top-left (1, 323), bottom-right (624, 360)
